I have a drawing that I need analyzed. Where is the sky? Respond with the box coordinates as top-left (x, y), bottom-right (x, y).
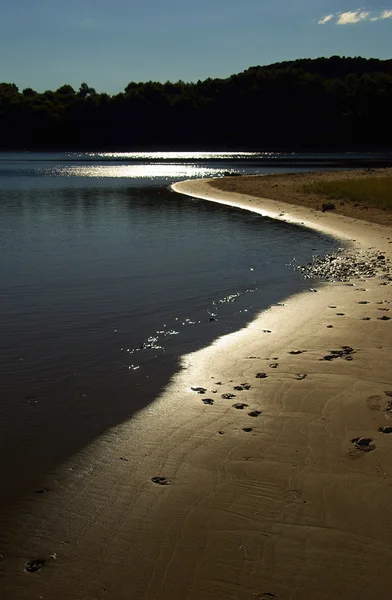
top-left (0, 0), bottom-right (391, 93)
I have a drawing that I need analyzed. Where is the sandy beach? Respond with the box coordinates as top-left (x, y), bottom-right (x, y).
top-left (1, 170), bottom-right (392, 600)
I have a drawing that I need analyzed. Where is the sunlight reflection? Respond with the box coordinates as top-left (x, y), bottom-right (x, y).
top-left (53, 164), bottom-right (227, 178)
top-left (69, 151), bottom-right (281, 160)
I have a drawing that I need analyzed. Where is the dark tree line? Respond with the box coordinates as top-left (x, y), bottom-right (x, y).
top-left (1, 56), bottom-right (392, 150)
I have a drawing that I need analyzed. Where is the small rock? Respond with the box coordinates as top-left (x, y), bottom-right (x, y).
top-left (243, 427), bottom-right (253, 433)
top-left (295, 374), bottom-right (307, 380)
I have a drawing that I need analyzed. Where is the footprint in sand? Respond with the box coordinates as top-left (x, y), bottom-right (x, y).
top-left (351, 437), bottom-right (375, 452)
top-left (362, 317), bottom-right (371, 320)
top-left (243, 427), bottom-right (253, 432)
top-left (378, 426), bottom-right (392, 434)
top-left (151, 477), bottom-right (170, 485)
top-left (25, 559), bottom-right (45, 573)
top-left (269, 363), bottom-right (279, 368)
top-left (202, 398), bottom-right (214, 405)
top-left (366, 395), bottom-right (383, 411)
top-left (191, 386), bottom-right (207, 394)
top-left (232, 403), bottom-right (249, 410)
top-left (255, 372), bottom-right (268, 379)
top-left (256, 594), bottom-right (278, 600)
top-left (234, 383), bottom-right (251, 391)
top-left (248, 410), bottom-right (262, 417)
top-left (222, 393), bottom-right (236, 399)
top-left (289, 350), bottom-right (306, 355)
top-left (295, 374), bottom-right (307, 380)
top-left (378, 316), bottom-right (391, 321)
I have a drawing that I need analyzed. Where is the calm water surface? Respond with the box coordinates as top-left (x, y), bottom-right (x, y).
top-left (0, 152), bottom-right (342, 503)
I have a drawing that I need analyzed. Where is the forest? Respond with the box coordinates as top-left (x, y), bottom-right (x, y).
top-left (1, 56), bottom-right (392, 150)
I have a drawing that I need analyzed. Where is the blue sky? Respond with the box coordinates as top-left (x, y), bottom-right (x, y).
top-left (0, 0), bottom-right (391, 93)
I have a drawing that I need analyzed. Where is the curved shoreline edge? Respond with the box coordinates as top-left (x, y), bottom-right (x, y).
top-left (171, 175), bottom-right (388, 244)
top-left (1, 175), bottom-right (392, 600)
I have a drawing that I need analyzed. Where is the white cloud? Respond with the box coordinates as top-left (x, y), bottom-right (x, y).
top-left (318, 8), bottom-right (392, 24)
top-left (318, 14), bottom-right (334, 24)
top-left (336, 9), bottom-right (370, 24)
top-left (371, 9), bottom-right (392, 20)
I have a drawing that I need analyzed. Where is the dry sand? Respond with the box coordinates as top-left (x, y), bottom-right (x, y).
top-left (1, 171), bottom-right (392, 600)
top-left (207, 168), bottom-right (392, 226)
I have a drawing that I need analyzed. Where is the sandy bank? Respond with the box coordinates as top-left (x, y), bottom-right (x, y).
top-left (1, 173), bottom-right (392, 600)
top-left (208, 168), bottom-right (392, 226)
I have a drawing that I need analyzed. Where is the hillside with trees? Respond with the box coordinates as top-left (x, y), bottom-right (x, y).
top-left (1, 56), bottom-right (392, 150)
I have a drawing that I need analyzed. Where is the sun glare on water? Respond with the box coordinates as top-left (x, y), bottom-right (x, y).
top-left (54, 164), bottom-right (220, 178)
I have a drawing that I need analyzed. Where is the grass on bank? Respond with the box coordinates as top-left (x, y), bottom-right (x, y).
top-left (303, 177), bottom-right (392, 212)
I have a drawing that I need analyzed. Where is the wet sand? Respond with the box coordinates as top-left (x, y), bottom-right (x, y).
top-left (1, 171), bottom-right (392, 600)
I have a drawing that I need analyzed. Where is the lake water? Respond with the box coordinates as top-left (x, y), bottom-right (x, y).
top-left (0, 151), bottom-right (354, 505)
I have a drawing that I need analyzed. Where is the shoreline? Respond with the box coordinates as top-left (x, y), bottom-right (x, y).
top-left (1, 172), bottom-right (392, 600)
